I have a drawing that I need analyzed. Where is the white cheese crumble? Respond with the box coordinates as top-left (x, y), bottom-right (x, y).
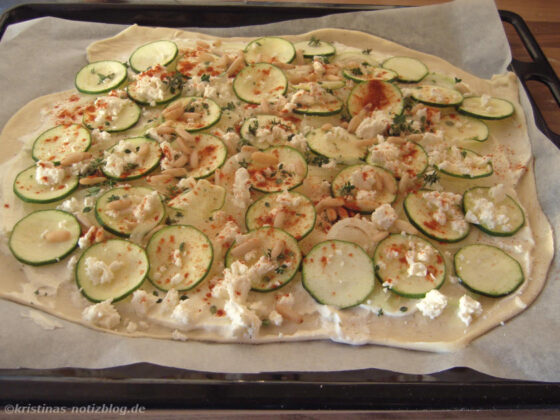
top-left (133, 190), bottom-right (160, 222)
top-left (132, 66), bottom-right (168, 106)
top-left (416, 290), bottom-right (447, 319)
top-left (423, 190), bottom-right (466, 229)
top-left (233, 167), bottom-right (251, 209)
top-left (371, 203), bottom-right (398, 230)
top-left (93, 96), bottom-right (126, 125)
top-left (81, 300), bottom-right (120, 329)
top-left (275, 190), bottom-right (303, 208)
top-left (35, 161), bottom-right (66, 186)
top-left (104, 139), bottom-right (147, 177)
top-left (355, 111), bottom-right (391, 139)
top-left (84, 257), bottom-right (123, 286)
top-left (458, 295), bottom-right (483, 326)
top-left (288, 133), bottom-right (308, 152)
top-left (130, 290), bottom-right (158, 316)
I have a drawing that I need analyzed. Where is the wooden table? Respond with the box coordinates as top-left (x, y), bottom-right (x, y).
top-left (251, 0), bottom-right (560, 137)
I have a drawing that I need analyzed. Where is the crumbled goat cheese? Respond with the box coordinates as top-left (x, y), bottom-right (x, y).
top-left (133, 190), bottom-right (160, 222)
top-left (489, 184), bottom-right (506, 202)
top-left (84, 257), bottom-right (123, 286)
top-left (224, 299), bottom-right (262, 338)
top-left (93, 96), bottom-right (126, 125)
top-left (458, 295), bottom-right (483, 326)
top-left (160, 289), bottom-right (180, 313)
top-left (233, 167), bottom-right (251, 209)
top-left (288, 133), bottom-right (308, 152)
top-left (130, 290), bottom-right (158, 316)
top-left (58, 197), bottom-right (81, 213)
top-left (423, 190), bottom-right (464, 227)
top-left (216, 221), bottom-right (242, 247)
top-left (35, 161), bottom-right (66, 186)
top-left (275, 190), bottom-right (303, 208)
top-left (416, 290), bottom-right (447, 319)
top-left (172, 249), bottom-right (183, 267)
top-left (464, 197), bottom-right (510, 230)
top-left (78, 226), bottom-right (97, 249)
top-left (104, 139), bottom-right (147, 177)
top-left (268, 310), bottom-right (283, 326)
top-left (133, 68), bottom-right (167, 106)
top-left (371, 203), bottom-right (398, 230)
top-left (178, 176), bottom-right (197, 191)
top-left (81, 300), bottom-right (120, 329)
top-left (171, 297), bottom-right (207, 327)
top-left (355, 111), bottom-right (391, 139)
top-left (356, 189), bottom-right (377, 202)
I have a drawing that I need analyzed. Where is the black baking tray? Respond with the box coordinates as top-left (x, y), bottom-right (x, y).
top-left (0, 2), bottom-right (559, 411)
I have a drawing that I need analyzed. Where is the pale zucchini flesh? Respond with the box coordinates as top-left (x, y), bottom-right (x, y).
top-left (244, 37), bottom-right (296, 64)
top-left (331, 164), bottom-right (398, 213)
top-left (225, 227), bottom-right (302, 292)
top-left (366, 140), bottom-right (428, 179)
top-left (347, 80), bottom-right (404, 117)
top-left (373, 234), bottom-right (446, 299)
top-left (306, 128), bottom-right (368, 165)
top-left (183, 134), bottom-right (227, 179)
top-left (162, 97), bottom-right (222, 132)
top-left (240, 115), bottom-right (297, 150)
top-left (233, 63), bottom-right (288, 104)
top-left (410, 85), bottom-right (464, 107)
top-left (382, 56), bottom-right (428, 83)
top-left (435, 147), bottom-right (493, 179)
top-left (95, 186), bottom-right (165, 237)
top-left (76, 239), bottom-right (149, 302)
top-left (462, 187), bottom-right (525, 236)
top-left (245, 191), bottom-right (316, 240)
top-left (146, 225), bottom-right (213, 292)
top-left (435, 112), bottom-right (489, 142)
top-left (83, 97), bottom-right (141, 133)
top-left (294, 39), bottom-right (336, 58)
top-left (101, 137), bottom-right (162, 180)
top-left (14, 165), bottom-right (79, 204)
top-left (75, 60), bottom-right (128, 94)
top-left (129, 40), bottom-right (178, 73)
top-left (454, 244), bottom-right (524, 297)
top-left (302, 240), bottom-right (375, 308)
top-left (9, 210), bottom-right (80, 266)
top-left (458, 96), bottom-right (515, 120)
top-left (342, 65), bottom-right (397, 83)
top-left (247, 146), bottom-right (307, 193)
top-left (32, 124), bottom-right (91, 163)
top-left (403, 190), bottom-right (470, 243)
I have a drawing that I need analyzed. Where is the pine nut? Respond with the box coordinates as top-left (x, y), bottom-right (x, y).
top-left (106, 198), bottom-right (132, 211)
top-left (270, 240), bottom-right (286, 260)
top-left (347, 109), bottom-right (367, 134)
top-left (175, 131), bottom-right (194, 150)
top-left (273, 210), bottom-right (286, 228)
top-left (326, 207), bottom-right (338, 222)
top-left (189, 149), bottom-right (199, 169)
top-left (148, 174), bottom-right (174, 184)
top-left (226, 54), bottom-right (245, 77)
top-left (157, 125), bottom-right (176, 135)
top-left (372, 231), bottom-right (389, 242)
top-left (321, 123), bottom-right (333, 131)
top-left (162, 168), bottom-right (188, 177)
top-left (315, 197), bottom-right (345, 213)
top-left (162, 105), bottom-right (184, 121)
top-left (230, 237), bottom-right (261, 259)
top-left (251, 152), bottom-right (278, 166)
top-left (407, 134), bottom-right (423, 142)
top-left (196, 40), bottom-right (210, 49)
top-left (181, 112), bottom-right (202, 121)
top-left (198, 52), bottom-right (215, 62)
top-left (60, 151), bottom-right (92, 166)
top-left (241, 145), bottom-right (258, 154)
top-left (295, 49), bottom-right (305, 65)
top-left (44, 229), bottom-right (72, 243)
top-left (79, 176), bottom-right (106, 186)
top-left (169, 154), bottom-right (189, 168)
top-left (387, 136), bottom-right (406, 145)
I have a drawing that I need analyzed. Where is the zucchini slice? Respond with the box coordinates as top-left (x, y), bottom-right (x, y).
top-left (247, 146), bottom-right (307, 193)
top-left (75, 60), bottom-right (128, 94)
top-left (225, 227), bottom-right (302, 292)
top-left (302, 240), bottom-right (375, 308)
top-left (366, 140), bottom-right (428, 179)
top-left (32, 124), bottom-right (91, 163)
top-left (9, 210), bottom-right (80, 266)
top-left (435, 112), bottom-right (489, 142)
top-left (454, 244), bottom-right (524, 297)
top-left (240, 114), bottom-right (297, 150)
top-left (331, 164), bottom-right (397, 213)
top-left (404, 189), bottom-right (470, 243)
top-left (410, 85), bottom-right (463, 107)
top-left (291, 86), bottom-right (343, 116)
top-left (332, 51), bottom-right (378, 68)
top-left (342, 65), bottom-right (397, 83)
top-left (184, 133), bottom-right (227, 179)
top-left (360, 287), bottom-right (418, 317)
top-left (127, 69), bottom-right (182, 106)
top-left (14, 165), bottom-right (78, 204)
top-left (82, 96), bottom-right (141, 133)
top-left (293, 80), bottom-right (346, 91)
top-left (129, 40), bottom-right (178, 73)
top-left (162, 96), bottom-right (222, 132)
top-left (434, 147), bottom-right (493, 179)
top-left (382, 56), bottom-right (428, 83)
top-left (373, 234), bottom-right (445, 299)
top-left (458, 95), bottom-right (515, 120)
top-left (76, 239), bottom-right (149, 302)
top-left (101, 137), bottom-right (162, 181)
top-left (95, 186), bottom-right (165, 238)
top-left (420, 72), bottom-right (456, 89)
top-left (306, 127), bottom-right (368, 165)
top-left (146, 225), bottom-right (213, 292)
top-left (244, 37), bottom-right (296, 64)
top-left (233, 63), bottom-right (288, 104)
top-left (294, 39), bottom-right (336, 58)
top-left (463, 186), bottom-right (525, 236)
top-left (347, 80), bottom-right (404, 117)
top-left (245, 191), bottom-right (316, 240)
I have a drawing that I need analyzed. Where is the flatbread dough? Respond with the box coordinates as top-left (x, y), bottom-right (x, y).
top-left (0, 25), bottom-right (553, 351)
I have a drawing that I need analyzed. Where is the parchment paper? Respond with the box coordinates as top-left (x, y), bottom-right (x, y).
top-left (0, 0), bottom-right (558, 382)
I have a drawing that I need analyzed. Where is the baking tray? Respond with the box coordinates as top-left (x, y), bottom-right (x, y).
top-left (0, 2), bottom-right (559, 410)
